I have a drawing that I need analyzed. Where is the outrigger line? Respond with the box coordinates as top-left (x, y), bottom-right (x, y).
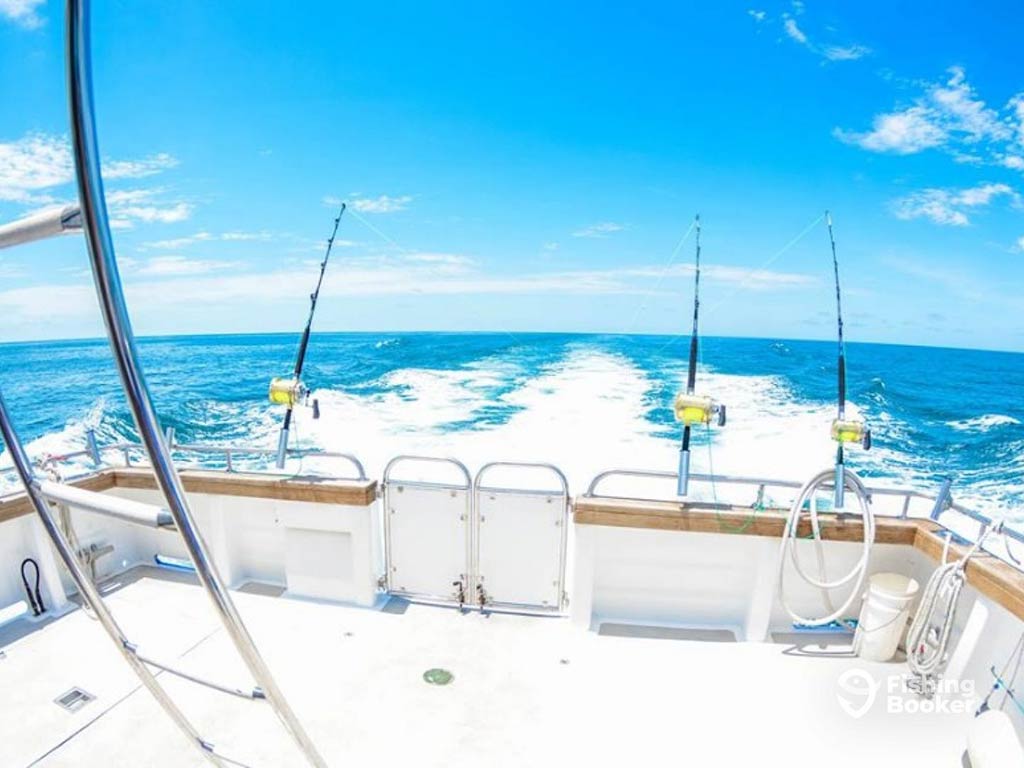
top-left (674, 214), bottom-right (726, 496)
top-left (271, 203), bottom-right (347, 468)
top-left (825, 211), bottom-right (870, 508)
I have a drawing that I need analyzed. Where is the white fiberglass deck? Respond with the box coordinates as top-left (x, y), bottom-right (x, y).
top-left (1, 567), bottom-right (973, 768)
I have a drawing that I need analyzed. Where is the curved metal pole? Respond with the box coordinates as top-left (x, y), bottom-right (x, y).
top-left (66, 2), bottom-right (327, 766)
top-left (0, 389), bottom-right (224, 766)
top-left (382, 454), bottom-right (473, 488)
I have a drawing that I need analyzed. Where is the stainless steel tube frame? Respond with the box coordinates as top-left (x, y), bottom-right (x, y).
top-left (66, 2), bottom-right (327, 765)
top-left (473, 461), bottom-right (571, 613)
top-left (0, 388), bottom-right (225, 767)
top-left (381, 455), bottom-right (473, 598)
top-left (0, 204), bottom-right (82, 250)
top-left (38, 479), bottom-right (174, 528)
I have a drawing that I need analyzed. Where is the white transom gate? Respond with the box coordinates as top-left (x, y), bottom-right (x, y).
top-left (383, 456), bottom-right (472, 604)
top-left (382, 457), bottom-right (569, 613)
top-left (473, 462), bottom-right (569, 612)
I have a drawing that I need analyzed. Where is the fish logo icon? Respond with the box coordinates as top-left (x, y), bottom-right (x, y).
top-left (836, 668), bottom-right (880, 719)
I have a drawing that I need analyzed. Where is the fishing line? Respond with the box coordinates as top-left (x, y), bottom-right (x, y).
top-left (347, 204), bottom-right (522, 344)
top-left (624, 218), bottom-right (697, 335)
top-left (346, 205), bottom-right (413, 254)
top-left (654, 211), bottom-right (825, 354)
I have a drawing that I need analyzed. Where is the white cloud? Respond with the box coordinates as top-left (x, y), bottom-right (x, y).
top-left (1016, 236), bottom-right (1024, 253)
top-left (142, 230), bottom-right (271, 249)
top-left (837, 67), bottom-right (1014, 157)
top-left (402, 252), bottom-right (475, 269)
top-left (348, 194), bottom-right (413, 214)
top-left (221, 230), bottom-right (271, 242)
top-left (747, 9), bottom-right (766, 22)
top-left (0, 259), bottom-right (814, 325)
top-left (1003, 155), bottom-right (1024, 171)
top-left (783, 18), bottom-right (808, 45)
top-left (930, 67), bottom-right (1009, 143)
top-left (572, 222), bottom-right (624, 238)
top-left (133, 256), bottom-right (239, 277)
top-left (822, 44), bottom-right (871, 62)
top-left (0, 133), bottom-right (181, 212)
top-left (891, 182), bottom-right (1016, 226)
top-left (0, 0), bottom-right (44, 28)
top-left (834, 106), bottom-right (946, 154)
top-left (777, 11), bottom-right (870, 62)
top-left (1012, 95), bottom-right (1024, 145)
top-left (103, 153), bottom-right (179, 179)
top-left (106, 188), bottom-right (192, 227)
top-left (0, 134), bottom-right (70, 203)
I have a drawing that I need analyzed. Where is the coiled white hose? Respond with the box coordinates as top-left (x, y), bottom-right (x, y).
top-left (776, 467), bottom-right (875, 627)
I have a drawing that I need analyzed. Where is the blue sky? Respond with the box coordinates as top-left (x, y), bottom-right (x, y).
top-left (1, 1), bottom-right (1023, 350)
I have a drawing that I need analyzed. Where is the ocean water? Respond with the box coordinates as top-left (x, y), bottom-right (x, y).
top-left (0, 332), bottom-right (1021, 518)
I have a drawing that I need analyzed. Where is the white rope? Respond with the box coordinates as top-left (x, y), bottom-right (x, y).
top-left (906, 523), bottom-right (1000, 684)
top-left (775, 467), bottom-right (875, 627)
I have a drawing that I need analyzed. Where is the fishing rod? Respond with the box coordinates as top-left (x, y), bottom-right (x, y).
top-left (674, 214), bottom-right (726, 496)
top-left (825, 211), bottom-right (870, 508)
top-left (271, 203), bottom-right (347, 468)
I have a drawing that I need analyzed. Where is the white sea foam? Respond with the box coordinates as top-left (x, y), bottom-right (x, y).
top-left (3, 349), bottom-right (1018, 523)
top-left (946, 414), bottom-right (1022, 432)
top-left (290, 348), bottom-right (920, 510)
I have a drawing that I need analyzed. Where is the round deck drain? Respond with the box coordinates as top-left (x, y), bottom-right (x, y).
top-left (423, 668), bottom-right (453, 686)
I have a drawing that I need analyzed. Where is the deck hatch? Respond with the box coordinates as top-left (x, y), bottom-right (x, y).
top-left (54, 687), bottom-right (95, 712)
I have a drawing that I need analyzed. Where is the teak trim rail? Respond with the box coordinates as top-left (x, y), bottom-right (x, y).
top-left (0, 468), bottom-right (377, 525)
top-left (574, 495), bottom-right (1024, 623)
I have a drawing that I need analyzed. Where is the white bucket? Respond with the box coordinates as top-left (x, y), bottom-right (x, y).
top-left (854, 572), bottom-right (920, 662)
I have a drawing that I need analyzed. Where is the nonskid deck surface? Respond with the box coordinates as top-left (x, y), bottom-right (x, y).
top-left (1, 568), bottom-right (972, 768)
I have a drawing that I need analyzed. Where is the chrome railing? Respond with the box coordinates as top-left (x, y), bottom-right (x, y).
top-left (0, 430), bottom-right (367, 484)
top-left (582, 467), bottom-right (1024, 564)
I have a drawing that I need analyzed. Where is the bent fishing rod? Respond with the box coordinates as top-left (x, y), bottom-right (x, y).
top-left (272, 203), bottom-right (347, 467)
top-left (674, 214), bottom-right (726, 496)
top-left (825, 211), bottom-right (870, 508)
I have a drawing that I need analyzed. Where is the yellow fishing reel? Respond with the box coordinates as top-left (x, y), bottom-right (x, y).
top-left (674, 393), bottom-right (727, 427)
top-left (831, 418), bottom-right (871, 450)
top-left (269, 377), bottom-right (307, 406)
top-left (269, 377), bottom-right (321, 419)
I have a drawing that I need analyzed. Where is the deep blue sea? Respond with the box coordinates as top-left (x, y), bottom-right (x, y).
top-left (0, 332), bottom-right (1021, 517)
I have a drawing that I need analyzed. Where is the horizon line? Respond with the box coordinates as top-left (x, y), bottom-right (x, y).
top-left (0, 328), bottom-right (1020, 357)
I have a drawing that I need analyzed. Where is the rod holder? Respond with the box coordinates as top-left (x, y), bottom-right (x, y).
top-left (275, 428), bottom-right (289, 469)
top-left (85, 428), bottom-right (101, 466)
top-left (929, 478), bottom-right (953, 521)
top-left (677, 449), bottom-right (691, 497)
top-left (834, 462), bottom-right (845, 510)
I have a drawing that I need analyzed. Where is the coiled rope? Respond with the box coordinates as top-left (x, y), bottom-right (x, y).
top-left (907, 522), bottom-right (1001, 686)
top-left (775, 467), bottom-right (875, 627)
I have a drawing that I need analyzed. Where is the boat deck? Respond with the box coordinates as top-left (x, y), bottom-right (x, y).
top-left (1, 567), bottom-right (973, 767)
